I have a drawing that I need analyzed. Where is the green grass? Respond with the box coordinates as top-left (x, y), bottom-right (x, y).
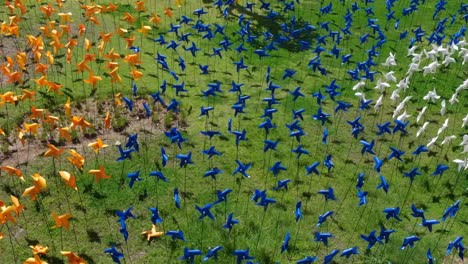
top-left (0, 0), bottom-right (467, 263)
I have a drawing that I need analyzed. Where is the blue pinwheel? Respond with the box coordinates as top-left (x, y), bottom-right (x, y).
top-left (378, 226), bottom-right (396, 243)
top-left (281, 232), bottom-right (291, 253)
top-left (215, 189), bottom-right (232, 204)
top-left (401, 236), bottom-right (420, 250)
top-left (118, 218), bottom-right (129, 241)
top-left (233, 160), bottom-right (252, 178)
top-left (273, 179), bottom-right (292, 191)
top-left (292, 108), bottom-right (305, 120)
top-left (264, 140), bottom-right (279, 152)
top-left (202, 146), bottom-right (222, 159)
top-left (200, 106), bottom-right (214, 117)
top-left (297, 255), bottom-right (319, 263)
top-left (204, 167), bottom-right (223, 180)
top-left (256, 194), bottom-right (276, 211)
top-left (290, 86), bottom-right (304, 101)
top-left (270, 161), bottom-right (287, 176)
top-left (166, 230), bottom-right (185, 241)
top-left (357, 189), bottom-right (368, 206)
top-left (232, 129), bottom-right (247, 146)
top-left (195, 203), bottom-right (215, 220)
top-left (446, 236), bottom-right (464, 260)
top-left (149, 171), bottom-right (168, 182)
top-left (323, 249), bottom-right (340, 264)
top-left (340, 247), bottom-right (359, 259)
top-left (420, 219), bottom-right (440, 232)
top-left (173, 188), bottom-right (180, 209)
top-left (361, 230), bottom-right (383, 249)
top-left (176, 152), bottom-right (193, 168)
top-left (233, 249), bottom-right (255, 264)
top-left (377, 175), bottom-right (390, 193)
top-left (160, 147), bottom-right (169, 167)
top-left (383, 207), bottom-right (402, 221)
top-left (203, 246), bottom-right (223, 262)
top-left (360, 139), bottom-right (375, 155)
top-left (200, 130), bottom-right (222, 140)
top-left (306, 161), bottom-right (320, 175)
top-left (322, 127), bottom-right (329, 145)
top-left (323, 154), bottom-right (334, 172)
top-left (295, 201), bottom-right (303, 222)
top-left (356, 173), bottom-right (365, 189)
top-left (388, 146), bottom-right (405, 161)
top-left (314, 232), bottom-right (333, 246)
top-left (427, 248), bottom-right (434, 264)
top-left (258, 118), bottom-right (276, 134)
top-left (373, 155), bottom-right (384, 173)
top-left (117, 145), bottom-right (135, 162)
top-left (223, 213), bottom-right (239, 232)
top-left (377, 122), bottom-right (392, 136)
top-left (442, 200), bottom-right (460, 221)
top-left (180, 247), bottom-right (202, 264)
top-left (148, 207), bottom-right (162, 224)
top-left (127, 170), bottom-right (143, 188)
top-left (318, 187), bottom-right (336, 201)
top-left (432, 164), bottom-right (449, 176)
top-left (413, 145), bottom-right (429, 156)
top-left (404, 167), bottom-right (422, 182)
top-left (410, 204), bottom-right (425, 219)
top-left (316, 211), bottom-right (333, 227)
top-left (123, 97), bottom-right (133, 112)
top-left (104, 246), bottom-right (124, 264)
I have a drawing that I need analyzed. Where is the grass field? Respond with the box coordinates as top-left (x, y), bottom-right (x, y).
top-left (0, 0), bottom-right (467, 263)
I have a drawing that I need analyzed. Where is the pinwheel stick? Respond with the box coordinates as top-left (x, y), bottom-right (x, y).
top-left (5, 223), bottom-right (18, 264)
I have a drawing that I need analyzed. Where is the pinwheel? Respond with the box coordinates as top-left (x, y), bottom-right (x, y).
top-left (316, 211), bottom-right (333, 227)
top-left (314, 232), bottom-right (333, 246)
top-left (179, 247), bottom-right (203, 264)
top-left (295, 201), bottom-right (303, 222)
top-left (432, 164), bottom-right (449, 176)
top-left (420, 219), bottom-right (440, 232)
top-left (360, 139), bottom-right (376, 155)
top-left (318, 187), bottom-right (336, 201)
top-left (357, 189), bottom-right (368, 206)
top-left (61, 251), bottom-right (86, 263)
top-left (104, 246), bottom-right (124, 264)
top-left (323, 155), bottom-right (334, 173)
top-left (361, 230), bottom-right (383, 249)
top-left (173, 188), bottom-right (181, 209)
top-left (442, 200), bottom-right (460, 221)
top-left (176, 152), bottom-right (193, 168)
top-left (323, 249), bottom-right (339, 264)
top-left (340, 247), bottom-right (359, 259)
top-left (161, 147), bottom-right (169, 167)
top-left (233, 249), bottom-right (255, 264)
top-left (141, 224), bottom-right (164, 241)
top-left (270, 161), bottom-right (287, 176)
top-left (264, 140), bottom-right (279, 152)
top-left (1, 166), bottom-right (24, 181)
top-left (446, 236), bottom-right (464, 260)
top-left (195, 203), bottom-right (215, 220)
top-left (223, 213), bottom-right (239, 232)
top-left (88, 166), bottom-right (111, 183)
top-left (203, 246), bottom-right (223, 262)
top-left (305, 161), bottom-right (320, 176)
top-left (376, 122), bottom-right (392, 136)
top-left (52, 211), bottom-right (73, 230)
top-left (30, 244), bottom-right (49, 255)
top-left (280, 232), bottom-right (291, 253)
top-left (378, 226), bottom-right (396, 243)
top-left (233, 160), bottom-right (252, 178)
top-left (149, 171), bottom-right (168, 182)
top-left (297, 255), bottom-right (319, 264)
top-left (273, 179), bottom-right (291, 191)
top-left (413, 145), bottom-right (429, 156)
top-left (117, 145), bottom-right (135, 162)
top-left (44, 143), bottom-right (65, 158)
top-left (383, 207), bottom-right (402, 221)
top-left (388, 146), bottom-right (405, 161)
top-left (59, 171), bottom-right (78, 191)
top-left (148, 207), bottom-right (162, 224)
top-left (290, 86), bottom-right (304, 101)
top-left (403, 167), bottom-right (422, 182)
top-left (88, 138), bottom-right (109, 154)
top-left (23, 254), bottom-right (47, 264)
top-left (256, 193), bottom-right (276, 211)
top-left (127, 170), bottom-right (143, 188)
top-left (401, 235), bottom-right (420, 250)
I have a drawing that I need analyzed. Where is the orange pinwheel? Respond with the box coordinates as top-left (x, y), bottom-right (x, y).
top-left (70, 116), bottom-right (92, 130)
top-left (148, 13), bottom-right (161, 25)
top-left (40, 4), bottom-right (56, 18)
top-left (104, 48), bottom-right (122, 61)
top-left (164, 7), bottom-right (173, 17)
top-left (44, 144), bottom-right (64, 158)
top-left (64, 98), bottom-right (72, 117)
top-left (88, 165), bottom-right (111, 183)
top-left (30, 106), bottom-right (45, 119)
top-left (58, 126), bottom-right (72, 143)
top-left (58, 12), bottom-right (73, 24)
top-left (109, 67), bottom-right (122, 83)
top-left (0, 232), bottom-right (4, 239)
top-left (176, 0), bottom-right (184, 7)
top-left (135, 1), bottom-right (146, 12)
top-left (76, 59), bottom-right (91, 73)
top-left (122, 12), bottom-right (136, 24)
top-left (1, 166), bottom-right (24, 181)
top-left (68, 150), bottom-right (85, 170)
top-left (23, 122), bottom-right (41, 135)
top-left (78, 24), bottom-right (86, 36)
top-left (88, 138), bottom-right (108, 154)
top-left (137, 25), bottom-right (152, 35)
top-left (23, 254), bottom-right (48, 264)
top-left (0, 128), bottom-right (5, 136)
top-left (106, 3), bottom-right (118, 12)
top-left (10, 195), bottom-right (24, 216)
top-left (0, 205), bottom-right (17, 224)
top-left (44, 113), bottom-right (60, 128)
top-left (124, 35), bottom-right (136, 48)
top-left (124, 53), bottom-right (141, 66)
top-left (23, 174), bottom-right (47, 201)
top-left (30, 244), bottom-right (49, 255)
top-left (21, 89), bottom-right (36, 101)
top-left (114, 93), bottom-right (122, 106)
top-left (83, 72), bottom-right (102, 88)
top-left (141, 224), bottom-right (164, 241)
top-left (35, 63), bottom-right (49, 76)
top-left (104, 111), bottom-right (111, 129)
top-left (7, 71), bottom-right (23, 84)
top-left (52, 211), bottom-right (72, 229)
top-left (66, 38), bottom-right (78, 50)
top-left (23, 186), bottom-right (41, 201)
top-left (61, 251), bottom-right (86, 264)
top-left (59, 171), bottom-right (78, 191)
top-left (84, 38), bottom-right (92, 52)
top-left (1, 91), bottom-right (18, 105)
top-left (130, 69), bottom-right (143, 80)
top-left (100, 31), bottom-right (113, 43)
top-left (34, 76), bottom-right (49, 87)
